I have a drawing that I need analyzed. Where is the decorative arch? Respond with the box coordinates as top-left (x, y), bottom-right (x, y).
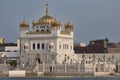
top-left (36, 54), bottom-right (41, 64)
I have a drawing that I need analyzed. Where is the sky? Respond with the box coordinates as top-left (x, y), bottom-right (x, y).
top-left (0, 0), bottom-right (120, 44)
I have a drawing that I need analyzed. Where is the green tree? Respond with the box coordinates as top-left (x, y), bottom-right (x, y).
top-left (9, 60), bottom-right (17, 68)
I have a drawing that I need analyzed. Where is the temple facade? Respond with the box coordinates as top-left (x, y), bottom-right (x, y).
top-left (19, 3), bottom-right (75, 65)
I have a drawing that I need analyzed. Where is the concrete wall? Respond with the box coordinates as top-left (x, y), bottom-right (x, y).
top-left (94, 72), bottom-right (110, 76)
top-left (9, 70), bottom-right (25, 77)
top-left (75, 53), bottom-right (120, 62)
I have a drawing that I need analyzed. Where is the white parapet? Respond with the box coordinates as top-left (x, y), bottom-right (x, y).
top-left (94, 72), bottom-right (110, 76)
top-left (9, 70), bottom-right (26, 77)
top-left (38, 72), bottom-right (44, 76)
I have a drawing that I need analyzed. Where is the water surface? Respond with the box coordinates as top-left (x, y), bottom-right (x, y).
top-left (0, 76), bottom-right (120, 80)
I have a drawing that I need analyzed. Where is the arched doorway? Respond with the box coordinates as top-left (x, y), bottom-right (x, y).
top-left (36, 54), bottom-right (41, 64)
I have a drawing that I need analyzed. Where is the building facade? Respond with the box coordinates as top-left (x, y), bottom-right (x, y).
top-left (19, 3), bottom-right (75, 65)
top-left (108, 42), bottom-right (120, 53)
top-left (0, 40), bottom-right (19, 65)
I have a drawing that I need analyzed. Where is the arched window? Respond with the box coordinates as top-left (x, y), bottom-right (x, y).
top-left (65, 44), bottom-right (66, 49)
top-left (46, 30), bottom-right (50, 32)
top-left (49, 45), bottom-right (52, 49)
top-left (36, 30), bottom-right (39, 32)
top-left (63, 44), bottom-right (65, 49)
top-left (24, 45), bottom-right (28, 50)
top-left (42, 43), bottom-right (44, 49)
top-left (41, 30), bottom-right (45, 32)
top-left (33, 43), bottom-right (35, 50)
top-left (40, 26), bottom-right (44, 28)
top-left (37, 43), bottom-right (40, 49)
top-left (47, 25), bottom-right (49, 28)
top-left (59, 45), bottom-right (61, 49)
top-left (67, 44), bottom-right (68, 49)
top-left (70, 45), bottom-right (72, 49)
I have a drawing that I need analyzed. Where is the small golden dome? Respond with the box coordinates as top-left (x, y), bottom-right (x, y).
top-left (65, 21), bottom-right (73, 31)
top-left (65, 22), bottom-right (73, 28)
top-left (20, 19), bottom-right (29, 27)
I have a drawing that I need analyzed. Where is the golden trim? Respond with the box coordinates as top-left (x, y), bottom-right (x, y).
top-left (26, 32), bottom-right (51, 34)
top-left (60, 31), bottom-right (70, 35)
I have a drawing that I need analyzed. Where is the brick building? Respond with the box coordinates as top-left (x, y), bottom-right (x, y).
top-left (108, 42), bottom-right (120, 53)
top-left (74, 38), bottom-right (108, 53)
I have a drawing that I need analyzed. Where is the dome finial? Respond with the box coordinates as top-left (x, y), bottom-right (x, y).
top-left (23, 16), bottom-right (27, 22)
top-left (67, 17), bottom-right (72, 24)
top-left (45, 1), bottom-right (49, 16)
top-left (24, 16), bottom-right (26, 20)
top-left (54, 15), bottom-right (56, 19)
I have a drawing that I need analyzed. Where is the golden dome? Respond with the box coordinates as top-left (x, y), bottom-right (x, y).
top-left (38, 15), bottom-right (55, 25)
top-left (20, 19), bottom-right (29, 27)
top-left (37, 3), bottom-right (55, 25)
top-left (51, 19), bottom-right (61, 27)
